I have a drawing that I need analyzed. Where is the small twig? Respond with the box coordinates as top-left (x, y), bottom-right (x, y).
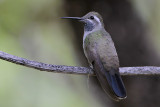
top-left (0, 51), bottom-right (160, 76)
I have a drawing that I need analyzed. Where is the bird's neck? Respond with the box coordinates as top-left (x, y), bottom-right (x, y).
top-left (84, 22), bottom-right (95, 32)
top-left (83, 26), bottom-right (103, 43)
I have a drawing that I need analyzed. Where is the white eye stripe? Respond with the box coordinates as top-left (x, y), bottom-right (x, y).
top-left (94, 16), bottom-right (101, 23)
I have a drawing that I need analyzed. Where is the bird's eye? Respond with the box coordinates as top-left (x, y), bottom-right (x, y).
top-left (90, 16), bottom-right (94, 20)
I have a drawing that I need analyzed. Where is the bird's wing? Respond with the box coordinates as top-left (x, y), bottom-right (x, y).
top-left (93, 32), bottom-right (126, 101)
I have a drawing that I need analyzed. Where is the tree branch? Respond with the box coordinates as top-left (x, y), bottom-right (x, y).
top-left (0, 51), bottom-right (160, 76)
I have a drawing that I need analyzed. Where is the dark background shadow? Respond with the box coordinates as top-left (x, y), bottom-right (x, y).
top-left (63, 0), bottom-right (160, 106)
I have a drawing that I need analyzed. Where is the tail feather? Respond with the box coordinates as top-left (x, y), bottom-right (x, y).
top-left (105, 70), bottom-right (126, 98)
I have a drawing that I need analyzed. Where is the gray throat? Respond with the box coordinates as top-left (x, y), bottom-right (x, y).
top-left (84, 22), bottom-right (95, 32)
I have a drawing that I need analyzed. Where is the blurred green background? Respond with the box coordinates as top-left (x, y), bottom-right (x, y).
top-left (0, 0), bottom-right (160, 107)
top-left (0, 0), bottom-right (102, 107)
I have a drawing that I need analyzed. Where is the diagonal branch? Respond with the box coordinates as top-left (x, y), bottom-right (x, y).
top-left (0, 51), bottom-right (160, 76)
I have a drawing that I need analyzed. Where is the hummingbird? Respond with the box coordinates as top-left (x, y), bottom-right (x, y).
top-left (62, 12), bottom-right (127, 101)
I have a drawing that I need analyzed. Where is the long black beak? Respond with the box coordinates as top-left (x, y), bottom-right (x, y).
top-left (61, 17), bottom-right (82, 20)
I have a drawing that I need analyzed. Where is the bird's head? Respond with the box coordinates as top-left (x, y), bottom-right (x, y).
top-left (61, 11), bottom-right (104, 32)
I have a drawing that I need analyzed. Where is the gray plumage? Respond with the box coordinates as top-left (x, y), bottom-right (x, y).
top-left (62, 11), bottom-right (127, 101)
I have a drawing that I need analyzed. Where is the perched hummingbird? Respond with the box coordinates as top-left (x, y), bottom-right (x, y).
top-left (62, 12), bottom-right (127, 101)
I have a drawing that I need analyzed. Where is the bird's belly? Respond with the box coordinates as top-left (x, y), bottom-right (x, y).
top-left (83, 43), bottom-right (96, 66)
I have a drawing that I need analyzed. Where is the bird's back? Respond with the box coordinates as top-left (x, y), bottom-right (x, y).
top-left (83, 29), bottom-right (127, 101)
